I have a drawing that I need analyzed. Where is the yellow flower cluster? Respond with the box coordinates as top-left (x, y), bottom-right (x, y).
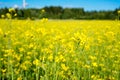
top-left (0, 19), bottom-right (120, 80)
top-left (118, 10), bottom-right (120, 14)
top-left (1, 8), bottom-right (17, 19)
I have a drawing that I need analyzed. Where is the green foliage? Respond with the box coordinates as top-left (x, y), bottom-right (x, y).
top-left (0, 6), bottom-right (119, 20)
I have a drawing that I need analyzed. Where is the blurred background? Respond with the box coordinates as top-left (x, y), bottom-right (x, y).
top-left (0, 0), bottom-right (120, 20)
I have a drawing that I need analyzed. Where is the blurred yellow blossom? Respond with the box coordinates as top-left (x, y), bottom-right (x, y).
top-left (33, 59), bottom-right (40, 66)
top-left (9, 8), bottom-right (15, 13)
top-left (61, 63), bottom-right (69, 71)
top-left (1, 14), bottom-right (5, 18)
top-left (17, 77), bottom-right (22, 80)
top-left (1, 69), bottom-right (6, 73)
top-left (6, 13), bottom-right (12, 19)
top-left (41, 9), bottom-right (45, 13)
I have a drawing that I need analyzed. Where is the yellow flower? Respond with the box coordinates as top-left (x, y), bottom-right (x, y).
top-left (61, 63), bottom-right (69, 71)
top-left (27, 52), bottom-right (32, 56)
top-left (14, 69), bottom-right (20, 74)
top-left (20, 64), bottom-right (27, 70)
top-left (48, 54), bottom-right (53, 62)
top-left (105, 31), bottom-right (115, 42)
top-left (85, 45), bottom-right (90, 50)
top-left (33, 59), bottom-right (40, 66)
top-left (1, 69), bottom-right (6, 73)
top-left (41, 18), bottom-right (48, 23)
top-left (55, 56), bottom-right (60, 63)
top-left (1, 14), bottom-right (5, 18)
top-left (99, 64), bottom-right (104, 67)
top-left (72, 76), bottom-right (77, 80)
top-left (9, 8), bottom-right (15, 13)
top-left (29, 43), bottom-right (34, 48)
top-left (0, 58), bottom-right (4, 61)
top-left (84, 64), bottom-right (90, 68)
top-left (19, 48), bottom-right (24, 52)
top-left (91, 75), bottom-right (96, 79)
top-left (41, 9), bottom-right (45, 13)
top-left (6, 13), bottom-right (12, 19)
top-left (0, 28), bottom-right (3, 35)
top-left (14, 13), bottom-right (17, 16)
top-left (89, 55), bottom-right (97, 61)
top-left (17, 77), bottom-right (22, 80)
top-left (92, 62), bottom-right (98, 67)
top-left (118, 10), bottom-right (120, 14)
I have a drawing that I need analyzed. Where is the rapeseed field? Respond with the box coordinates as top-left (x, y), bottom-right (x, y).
top-left (0, 19), bottom-right (120, 80)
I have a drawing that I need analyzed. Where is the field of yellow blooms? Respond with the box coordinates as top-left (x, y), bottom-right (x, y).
top-left (0, 19), bottom-right (120, 80)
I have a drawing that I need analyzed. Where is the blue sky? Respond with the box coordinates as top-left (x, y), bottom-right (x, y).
top-left (0, 0), bottom-right (120, 11)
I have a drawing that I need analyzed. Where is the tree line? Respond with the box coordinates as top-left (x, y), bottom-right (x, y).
top-left (0, 6), bottom-right (120, 20)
